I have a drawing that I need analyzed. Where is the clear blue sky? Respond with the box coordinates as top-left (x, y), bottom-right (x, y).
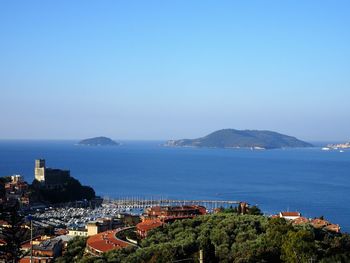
top-left (0, 1), bottom-right (349, 141)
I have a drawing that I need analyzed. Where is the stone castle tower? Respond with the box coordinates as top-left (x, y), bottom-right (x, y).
top-left (34, 159), bottom-right (70, 188)
top-left (34, 159), bottom-right (46, 182)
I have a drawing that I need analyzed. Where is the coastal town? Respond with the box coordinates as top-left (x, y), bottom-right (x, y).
top-left (0, 159), bottom-right (343, 262)
top-left (322, 141), bottom-right (350, 151)
top-left (2, 0), bottom-right (350, 261)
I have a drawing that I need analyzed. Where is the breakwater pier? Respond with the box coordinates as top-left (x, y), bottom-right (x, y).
top-left (105, 197), bottom-right (242, 210)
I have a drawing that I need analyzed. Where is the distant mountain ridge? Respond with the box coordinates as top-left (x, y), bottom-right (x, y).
top-left (78, 136), bottom-right (119, 146)
top-left (165, 129), bottom-right (313, 149)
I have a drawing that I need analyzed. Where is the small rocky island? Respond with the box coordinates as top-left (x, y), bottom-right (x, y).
top-left (165, 129), bottom-right (313, 150)
top-left (78, 136), bottom-right (119, 146)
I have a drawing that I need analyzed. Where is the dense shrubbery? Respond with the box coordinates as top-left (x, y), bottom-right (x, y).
top-left (55, 236), bottom-right (88, 263)
top-left (0, 201), bottom-right (33, 262)
top-left (115, 228), bottom-right (140, 243)
top-left (0, 176), bottom-right (11, 198)
top-left (58, 212), bottom-right (350, 263)
top-left (220, 205), bottom-right (262, 215)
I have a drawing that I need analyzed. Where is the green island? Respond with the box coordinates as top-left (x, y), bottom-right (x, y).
top-left (78, 137), bottom-right (120, 146)
top-left (165, 129), bottom-right (313, 149)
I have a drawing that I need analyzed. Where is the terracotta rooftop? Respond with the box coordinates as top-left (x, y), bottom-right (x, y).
top-left (292, 217), bottom-right (309, 225)
top-left (324, 224), bottom-right (341, 233)
top-left (87, 229), bottom-right (130, 253)
top-left (20, 257), bottom-right (50, 263)
top-left (280, 212), bottom-right (301, 217)
top-left (55, 228), bottom-right (69, 236)
top-left (21, 241), bottom-right (32, 249)
top-left (137, 219), bottom-right (163, 232)
top-left (310, 218), bottom-right (330, 228)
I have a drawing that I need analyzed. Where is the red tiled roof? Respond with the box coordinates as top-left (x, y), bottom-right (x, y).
top-left (20, 257), bottom-right (49, 263)
top-left (137, 219), bottom-right (163, 232)
top-left (310, 218), bottom-right (330, 228)
top-left (280, 212), bottom-right (301, 217)
top-left (324, 224), bottom-right (340, 233)
top-left (148, 206), bottom-right (162, 212)
top-left (87, 229), bottom-right (130, 254)
top-left (20, 258), bottom-right (31, 263)
top-left (292, 217), bottom-right (309, 225)
top-left (55, 229), bottom-right (69, 235)
top-left (21, 241), bottom-right (32, 249)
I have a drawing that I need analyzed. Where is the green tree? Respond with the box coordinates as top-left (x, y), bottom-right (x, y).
top-left (53, 208), bottom-right (350, 263)
top-left (247, 205), bottom-right (263, 215)
top-left (0, 201), bottom-right (29, 263)
top-left (281, 230), bottom-right (316, 263)
top-left (55, 236), bottom-right (87, 263)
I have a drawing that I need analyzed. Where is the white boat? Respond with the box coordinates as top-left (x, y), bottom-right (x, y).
top-left (322, 147), bottom-right (330, 151)
top-left (253, 146), bottom-right (265, 150)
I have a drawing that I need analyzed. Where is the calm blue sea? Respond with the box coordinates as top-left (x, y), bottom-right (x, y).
top-left (0, 140), bottom-right (349, 232)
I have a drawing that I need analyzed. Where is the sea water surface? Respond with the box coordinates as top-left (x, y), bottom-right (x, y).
top-left (0, 140), bottom-right (349, 232)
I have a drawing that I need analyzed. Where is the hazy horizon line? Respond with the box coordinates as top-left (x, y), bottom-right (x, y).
top-left (0, 137), bottom-right (347, 143)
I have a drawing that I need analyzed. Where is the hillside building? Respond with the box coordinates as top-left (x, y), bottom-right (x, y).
top-left (278, 211), bottom-right (301, 220)
top-left (144, 205), bottom-right (206, 221)
top-left (67, 227), bottom-right (88, 237)
top-left (68, 217), bottom-right (123, 237)
top-left (34, 159), bottom-right (70, 188)
top-left (136, 219), bottom-right (164, 238)
top-left (87, 217), bottom-right (123, 236)
top-left (86, 228), bottom-right (132, 256)
top-left (137, 205), bottom-right (207, 239)
top-left (20, 237), bottom-right (63, 263)
top-left (4, 174), bottom-right (30, 207)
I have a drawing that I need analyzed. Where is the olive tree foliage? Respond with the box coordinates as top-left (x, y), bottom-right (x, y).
top-left (63, 213), bottom-right (350, 263)
top-left (281, 230), bottom-right (316, 263)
